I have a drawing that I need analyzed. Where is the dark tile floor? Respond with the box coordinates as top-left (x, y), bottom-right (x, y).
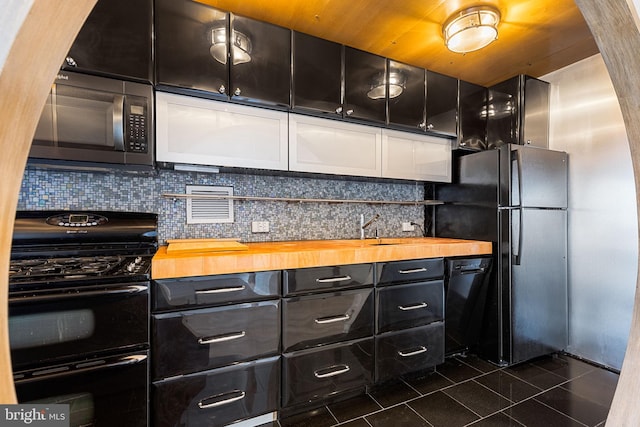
top-left (274, 353), bottom-right (619, 427)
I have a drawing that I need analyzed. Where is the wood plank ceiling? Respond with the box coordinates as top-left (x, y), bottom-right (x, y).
top-left (197, 0), bottom-right (599, 86)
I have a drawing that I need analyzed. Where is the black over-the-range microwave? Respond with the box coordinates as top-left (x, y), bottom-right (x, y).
top-left (30, 71), bottom-right (154, 171)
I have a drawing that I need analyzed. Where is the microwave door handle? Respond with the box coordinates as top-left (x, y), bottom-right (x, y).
top-left (113, 94), bottom-right (125, 151)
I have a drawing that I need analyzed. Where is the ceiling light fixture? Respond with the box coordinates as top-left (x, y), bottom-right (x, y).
top-left (443, 6), bottom-right (500, 54)
top-left (210, 27), bottom-right (252, 65)
top-left (367, 71), bottom-right (407, 100)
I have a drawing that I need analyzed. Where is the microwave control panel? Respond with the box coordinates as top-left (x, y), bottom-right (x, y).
top-left (126, 99), bottom-right (148, 153)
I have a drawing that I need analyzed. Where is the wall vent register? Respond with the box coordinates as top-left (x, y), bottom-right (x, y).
top-left (186, 185), bottom-right (234, 224)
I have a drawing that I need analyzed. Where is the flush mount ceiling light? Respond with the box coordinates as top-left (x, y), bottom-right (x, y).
top-left (367, 71), bottom-right (407, 100)
top-left (210, 27), bottom-right (252, 65)
top-left (443, 6), bottom-right (500, 54)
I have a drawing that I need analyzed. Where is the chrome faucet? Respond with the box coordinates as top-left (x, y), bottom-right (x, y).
top-left (360, 213), bottom-right (380, 239)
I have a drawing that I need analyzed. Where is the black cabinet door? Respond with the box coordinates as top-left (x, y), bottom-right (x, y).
top-left (344, 47), bottom-right (387, 123)
top-left (63, 0), bottom-right (152, 82)
top-left (229, 15), bottom-right (291, 107)
top-left (487, 76), bottom-right (519, 147)
top-left (426, 70), bottom-right (458, 136)
top-left (459, 80), bottom-right (488, 150)
top-left (292, 31), bottom-right (343, 116)
top-left (155, 0), bottom-right (229, 98)
top-left (387, 60), bottom-right (426, 131)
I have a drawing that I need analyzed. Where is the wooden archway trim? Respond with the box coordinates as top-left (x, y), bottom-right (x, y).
top-left (0, 0), bottom-right (96, 404)
top-left (0, 0), bottom-right (639, 424)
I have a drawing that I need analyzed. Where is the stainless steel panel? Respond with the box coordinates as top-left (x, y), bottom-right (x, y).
top-left (506, 208), bottom-right (568, 364)
top-left (543, 54), bottom-right (637, 370)
top-left (522, 77), bottom-right (550, 148)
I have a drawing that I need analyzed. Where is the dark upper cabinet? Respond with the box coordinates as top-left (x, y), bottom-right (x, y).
top-left (292, 32), bottom-right (343, 116)
top-left (63, 0), bottom-right (152, 82)
top-left (344, 47), bottom-right (387, 123)
top-left (387, 60), bottom-right (426, 131)
top-left (155, 0), bottom-right (228, 97)
top-left (458, 80), bottom-right (488, 150)
top-left (229, 15), bottom-right (291, 107)
top-left (426, 71), bottom-right (458, 136)
top-left (487, 75), bottom-right (549, 148)
top-left (155, 0), bottom-right (290, 107)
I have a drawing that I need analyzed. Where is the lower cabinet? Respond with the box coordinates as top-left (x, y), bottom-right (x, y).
top-left (151, 260), bottom-right (449, 423)
top-left (374, 258), bottom-right (445, 383)
top-left (282, 338), bottom-right (374, 407)
top-left (151, 271), bottom-right (281, 427)
top-left (375, 323), bottom-right (444, 383)
top-left (152, 356), bottom-right (280, 427)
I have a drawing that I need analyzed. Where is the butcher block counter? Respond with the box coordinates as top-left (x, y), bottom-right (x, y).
top-left (151, 237), bottom-right (492, 279)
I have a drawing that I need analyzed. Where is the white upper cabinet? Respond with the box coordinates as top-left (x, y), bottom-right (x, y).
top-left (382, 130), bottom-right (452, 182)
top-left (155, 92), bottom-right (289, 171)
top-left (289, 114), bottom-right (382, 178)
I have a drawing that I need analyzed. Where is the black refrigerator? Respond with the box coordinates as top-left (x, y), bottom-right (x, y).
top-left (435, 144), bottom-right (568, 366)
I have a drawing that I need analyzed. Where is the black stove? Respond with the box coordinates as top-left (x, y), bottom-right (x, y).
top-left (9, 211), bottom-right (157, 426)
top-left (9, 211), bottom-right (157, 294)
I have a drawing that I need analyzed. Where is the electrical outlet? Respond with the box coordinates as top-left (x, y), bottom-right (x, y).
top-left (251, 221), bottom-right (270, 233)
top-left (402, 222), bottom-right (415, 232)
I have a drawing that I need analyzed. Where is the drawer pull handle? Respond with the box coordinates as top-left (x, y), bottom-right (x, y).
top-left (198, 390), bottom-right (245, 409)
top-left (398, 268), bottom-right (428, 274)
top-left (398, 302), bottom-right (428, 311)
top-left (195, 285), bottom-right (246, 294)
top-left (398, 346), bottom-right (427, 357)
top-left (314, 314), bottom-right (351, 324)
top-left (314, 364), bottom-right (350, 378)
top-left (316, 275), bottom-right (351, 283)
top-left (198, 331), bottom-right (246, 345)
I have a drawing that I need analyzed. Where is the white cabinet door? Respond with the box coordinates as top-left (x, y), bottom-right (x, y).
top-left (289, 114), bottom-right (382, 177)
top-left (382, 130), bottom-right (452, 182)
top-left (156, 92), bottom-right (288, 171)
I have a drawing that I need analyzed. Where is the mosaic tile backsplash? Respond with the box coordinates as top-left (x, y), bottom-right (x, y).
top-left (18, 167), bottom-right (425, 245)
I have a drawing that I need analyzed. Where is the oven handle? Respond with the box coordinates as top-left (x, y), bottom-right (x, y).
top-left (9, 284), bottom-right (148, 304)
top-left (14, 354), bottom-right (148, 384)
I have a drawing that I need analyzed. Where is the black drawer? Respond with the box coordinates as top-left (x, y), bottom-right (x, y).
top-left (377, 258), bottom-right (444, 285)
top-left (283, 263), bottom-right (374, 295)
top-left (376, 280), bottom-right (444, 334)
top-left (152, 300), bottom-right (280, 379)
top-left (152, 356), bottom-right (280, 427)
top-left (153, 271), bottom-right (281, 311)
top-left (282, 338), bottom-right (374, 407)
top-left (283, 288), bottom-right (374, 352)
top-left (375, 322), bottom-right (444, 383)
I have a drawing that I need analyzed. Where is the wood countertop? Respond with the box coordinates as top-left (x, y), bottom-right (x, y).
top-left (152, 237), bottom-right (493, 279)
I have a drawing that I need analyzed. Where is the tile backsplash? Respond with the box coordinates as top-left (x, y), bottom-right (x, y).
top-left (18, 166), bottom-right (425, 244)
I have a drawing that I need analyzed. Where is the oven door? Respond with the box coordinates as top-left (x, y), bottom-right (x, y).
top-left (14, 351), bottom-right (148, 427)
top-left (9, 283), bottom-right (149, 370)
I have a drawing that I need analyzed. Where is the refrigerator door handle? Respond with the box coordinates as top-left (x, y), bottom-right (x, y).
top-left (511, 149), bottom-right (524, 207)
top-left (512, 208), bottom-right (523, 266)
